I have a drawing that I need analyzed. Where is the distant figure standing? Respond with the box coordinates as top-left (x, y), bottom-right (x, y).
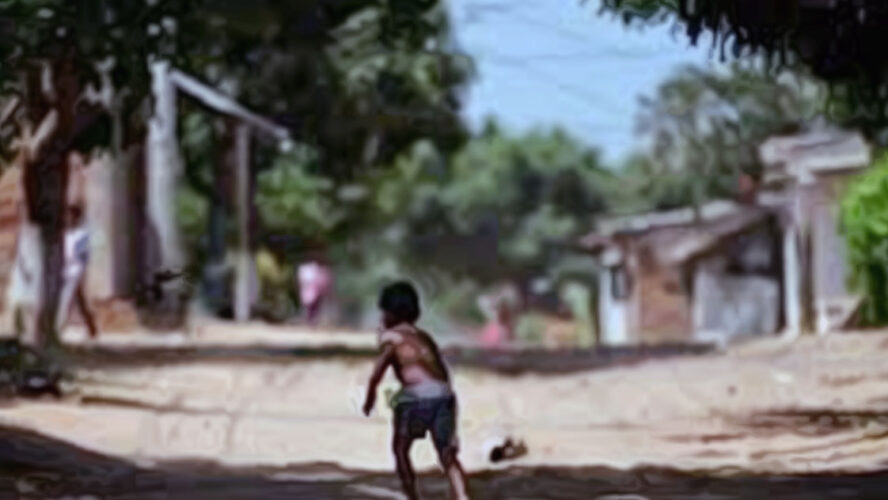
top-left (480, 302), bottom-right (512, 347)
top-left (297, 258), bottom-right (331, 326)
top-left (57, 151), bottom-right (97, 338)
top-left (478, 285), bottom-right (518, 347)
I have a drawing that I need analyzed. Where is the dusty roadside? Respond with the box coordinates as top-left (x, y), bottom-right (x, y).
top-left (3, 330), bottom-right (888, 494)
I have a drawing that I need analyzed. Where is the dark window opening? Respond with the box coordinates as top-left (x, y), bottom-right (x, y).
top-left (611, 266), bottom-right (631, 300)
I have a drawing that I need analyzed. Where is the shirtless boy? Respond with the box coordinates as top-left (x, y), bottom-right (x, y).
top-left (362, 281), bottom-right (470, 500)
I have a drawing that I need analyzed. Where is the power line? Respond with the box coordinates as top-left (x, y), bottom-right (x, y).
top-left (456, 0), bottom-right (536, 26)
top-left (496, 6), bottom-right (593, 45)
top-left (476, 49), bottom-right (610, 61)
top-left (477, 50), bottom-right (625, 115)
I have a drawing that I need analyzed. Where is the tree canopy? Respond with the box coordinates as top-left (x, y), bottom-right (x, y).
top-left (0, 0), bottom-right (472, 168)
top-left (600, 0), bottom-right (888, 129)
top-left (0, 0), bottom-right (473, 342)
top-left (629, 62), bottom-right (823, 210)
top-left (841, 152), bottom-right (888, 325)
top-left (207, 121), bottom-right (615, 322)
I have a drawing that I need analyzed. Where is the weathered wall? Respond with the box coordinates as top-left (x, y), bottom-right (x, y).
top-left (693, 264), bottom-right (780, 344)
top-left (0, 167), bottom-right (22, 321)
top-left (0, 166), bottom-right (21, 334)
top-left (691, 223), bottom-right (782, 344)
top-left (807, 174), bottom-right (858, 333)
top-left (637, 265), bottom-right (692, 344)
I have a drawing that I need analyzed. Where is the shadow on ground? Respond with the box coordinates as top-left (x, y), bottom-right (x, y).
top-left (3, 424), bottom-right (888, 499)
top-left (64, 343), bottom-right (714, 375)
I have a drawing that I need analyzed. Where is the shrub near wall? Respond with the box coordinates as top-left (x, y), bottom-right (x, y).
top-left (841, 152), bottom-right (888, 325)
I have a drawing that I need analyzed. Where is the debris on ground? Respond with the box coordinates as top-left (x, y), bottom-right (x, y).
top-left (488, 437), bottom-right (528, 463)
top-left (0, 339), bottom-right (63, 399)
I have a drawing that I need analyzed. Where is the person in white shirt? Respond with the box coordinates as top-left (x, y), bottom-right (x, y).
top-left (56, 151), bottom-right (97, 339)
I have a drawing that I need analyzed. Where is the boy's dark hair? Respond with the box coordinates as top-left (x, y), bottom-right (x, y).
top-left (378, 281), bottom-right (421, 324)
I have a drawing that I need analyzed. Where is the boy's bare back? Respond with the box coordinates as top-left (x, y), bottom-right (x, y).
top-left (380, 324), bottom-right (450, 388)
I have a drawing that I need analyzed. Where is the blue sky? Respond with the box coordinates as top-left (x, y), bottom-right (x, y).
top-left (448, 0), bottom-right (723, 165)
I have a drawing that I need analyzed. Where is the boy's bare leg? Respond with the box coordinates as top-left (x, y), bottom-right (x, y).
top-left (393, 435), bottom-right (419, 500)
top-left (443, 452), bottom-right (470, 500)
top-left (75, 285), bottom-right (98, 338)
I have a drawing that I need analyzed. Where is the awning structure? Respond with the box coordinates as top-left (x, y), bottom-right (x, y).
top-left (760, 129), bottom-right (871, 186)
top-left (146, 61), bottom-right (292, 324)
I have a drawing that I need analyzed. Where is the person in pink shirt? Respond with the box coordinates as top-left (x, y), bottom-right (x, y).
top-left (297, 256), bottom-right (331, 326)
top-left (479, 287), bottom-right (517, 347)
top-left (481, 302), bottom-right (512, 347)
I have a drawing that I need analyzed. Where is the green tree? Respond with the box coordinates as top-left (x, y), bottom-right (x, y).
top-left (251, 123), bottom-right (614, 325)
top-left (841, 153), bottom-right (888, 325)
top-left (600, 0), bottom-right (888, 131)
top-left (1, 0), bottom-right (471, 344)
top-left (631, 63), bottom-right (822, 210)
top-left (378, 123), bottom-right (614, 306)
top-left (0, 0), bottom-right (199, 347)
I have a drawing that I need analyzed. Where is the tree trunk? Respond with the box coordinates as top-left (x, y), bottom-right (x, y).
top-left (18, 52), bottom-right (107, 350)
top-left (19, 133), bottom-right (70, 351)
top-left (19, 62), bottom-right (76, 351)
top-left (202, 121), bottom-right (233, 315)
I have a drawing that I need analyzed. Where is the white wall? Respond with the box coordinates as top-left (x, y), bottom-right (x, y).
top-left (693, 264), bottom-right (780, 345)
top-left (598, 266), bottom-right (629, 346)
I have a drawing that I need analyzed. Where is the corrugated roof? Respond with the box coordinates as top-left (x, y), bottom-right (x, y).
top-left (654, 209), bottom-right (773, 265)
top-left (596, 200), bottom-right (743, 236)
top-left (580, 201), bottom-right (775, 266)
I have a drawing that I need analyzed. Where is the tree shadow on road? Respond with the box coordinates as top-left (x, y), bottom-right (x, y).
top-left (4, 424), bottom-right (888, 499)
top-left (65, 342), bottom-right (714, 375)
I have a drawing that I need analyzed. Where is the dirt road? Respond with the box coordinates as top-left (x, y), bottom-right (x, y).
top-left (5, 330), bottom-right (888, 497)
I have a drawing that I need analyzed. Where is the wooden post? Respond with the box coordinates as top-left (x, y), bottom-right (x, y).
top-left (233, 124), bottom-right (251, 322)
top-left (783, 182), bottom-right (816, 338)
top-left (146, 60), bottom-right (184, 275)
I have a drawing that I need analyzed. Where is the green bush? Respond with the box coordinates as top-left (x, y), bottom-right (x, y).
top-left (841, 152), bottom-right (888, 324)
top-left (514, 312), bottom-right (548, 345)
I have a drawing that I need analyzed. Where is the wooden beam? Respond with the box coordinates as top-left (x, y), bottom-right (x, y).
top-left (168, 70), bottom-right (289, 142)
top-left (233, 123), bottom-right (252, 322)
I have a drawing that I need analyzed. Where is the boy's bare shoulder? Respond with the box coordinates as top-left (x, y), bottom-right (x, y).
top-left (378, 326), bottom-right (411, 347)
top-left (378, 325), bottom-right (437, 348)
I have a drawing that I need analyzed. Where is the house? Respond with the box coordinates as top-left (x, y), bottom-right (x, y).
top-left (759, 129), bottom-right (871, 336)
top-left (582, 201), bottom-right (783, 346)
top-left (580, 128), bottom-right (871, 346)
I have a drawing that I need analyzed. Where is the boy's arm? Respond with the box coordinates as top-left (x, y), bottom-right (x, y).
top-left (431, 343), bottom-right (450, 384)
top-left (362, 343), bottom-right (395, 416)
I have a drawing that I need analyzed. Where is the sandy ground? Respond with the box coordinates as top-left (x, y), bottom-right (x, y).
top-left (5, 329), bottom-right (888, 497)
